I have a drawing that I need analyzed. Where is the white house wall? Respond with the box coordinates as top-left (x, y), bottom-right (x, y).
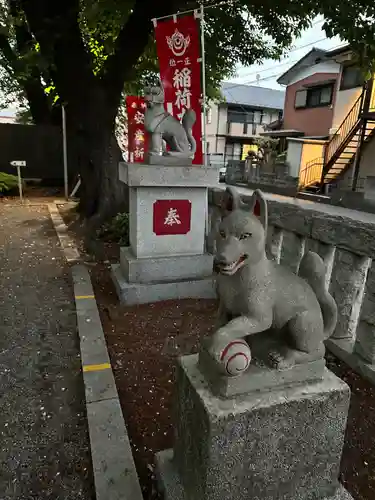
top-left (205, 102), bottom-right (219, 155)
top-left (287, 60), bottom-right (340, 86)
top-left (331, 87), bottom-right (362, 131)
top-left (204, 100), bottom-right (281, 156)
top-left (286, 139), bottom-right (303, 177)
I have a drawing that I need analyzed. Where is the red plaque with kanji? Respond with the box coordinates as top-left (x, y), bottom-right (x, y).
top-left (153, 200), bottom-right (192, 236)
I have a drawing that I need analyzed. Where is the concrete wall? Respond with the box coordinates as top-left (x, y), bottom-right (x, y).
top-left (207, 187), bottom-right (375, 383)
top-left (0, 123), bottom-right (65, 180)
top-left (283, 72), bottom-right (340, 136)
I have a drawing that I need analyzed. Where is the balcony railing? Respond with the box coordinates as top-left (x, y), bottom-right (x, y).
top-left (226, 122), bottom-right (263, 137)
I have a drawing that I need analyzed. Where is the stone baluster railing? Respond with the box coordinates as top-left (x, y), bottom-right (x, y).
top-left (207, 187), bottom-right (375, 384)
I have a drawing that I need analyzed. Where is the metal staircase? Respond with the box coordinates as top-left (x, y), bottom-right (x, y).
top-left (320, 80), bottom-right (375, 190)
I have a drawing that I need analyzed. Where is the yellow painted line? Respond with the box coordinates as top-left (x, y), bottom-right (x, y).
top-left (75, 295), bottom-right (95, 300)
top-left (83, 363), bottom-right (111, 373)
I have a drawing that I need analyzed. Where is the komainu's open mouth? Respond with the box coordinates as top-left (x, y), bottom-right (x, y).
top-left (218, 255), bottom-right (247, 275)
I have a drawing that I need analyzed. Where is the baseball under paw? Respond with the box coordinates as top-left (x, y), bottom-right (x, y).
top-left (219, 339), bottom-right (251, 377)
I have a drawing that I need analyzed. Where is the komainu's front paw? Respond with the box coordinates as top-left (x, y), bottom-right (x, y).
top-left (268, 351), bottom-right (294, 370)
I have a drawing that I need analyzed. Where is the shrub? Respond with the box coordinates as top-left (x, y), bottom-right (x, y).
top-left (0, 172), bottom-right (19, 193)
top-left (97, 212), bottom-right (129, 245)
top-left (276, 151), bottom-right (287, 163)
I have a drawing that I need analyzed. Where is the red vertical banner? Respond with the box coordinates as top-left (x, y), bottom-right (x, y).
top-left (154, 15), bottom-right (203, 165)
top-left (125, 96), bottom-right (148, 163)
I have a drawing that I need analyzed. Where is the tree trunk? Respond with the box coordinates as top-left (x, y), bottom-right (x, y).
top-left (65, 86), bottom-right (128, 230)
top-left (78, 133), bottom-right (128, 228)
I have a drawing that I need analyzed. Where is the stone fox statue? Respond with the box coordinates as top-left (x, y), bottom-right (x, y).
top-left (144, 84), bottom-right (196, 158)
top-left (210, 187), bottom-right (338, 371)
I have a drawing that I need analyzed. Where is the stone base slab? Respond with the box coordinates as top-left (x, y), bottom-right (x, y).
top-left (144, 154), bottom-right (193, 166)
top-left (120, 247), bottom-right (214, 284)
top-left (198, 345), bottom-right (326, 398)
top-left (167, 355), bottom-right (350, 500)
top-left (119, 162), bottom-right (219, 187)
top-left (111, 264), bottom-right (216, 305)
top-left (156, 449), bottom-right (354, 500)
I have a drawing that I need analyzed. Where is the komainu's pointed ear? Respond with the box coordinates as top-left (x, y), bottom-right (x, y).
top-left (221, 186), bottom-right (242, 213)
top-left (250, 189), bottom-right (268, 233)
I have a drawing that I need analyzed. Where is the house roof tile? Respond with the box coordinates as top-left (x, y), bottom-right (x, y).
top-left (220, 82), bottom-right (285, 110)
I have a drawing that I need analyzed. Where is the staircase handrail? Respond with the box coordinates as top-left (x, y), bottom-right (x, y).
top-left (299, 157), bottom-right (323, 189)
top-left (324, 91), bottom-right (364, 166)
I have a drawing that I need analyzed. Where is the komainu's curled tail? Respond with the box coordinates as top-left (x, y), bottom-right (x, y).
top-left (182, 109), bottom-right (197, 154)
top-left (298, 251), bottom-right (338, 339)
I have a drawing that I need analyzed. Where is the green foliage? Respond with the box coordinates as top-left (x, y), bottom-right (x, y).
top-left (0, 171), bottom-right (19, 193)
top-left (1, 0), bottom-right (375, 149)
top-left (255, 137), bottom-right (279, 150)
top-left (15, 108), bottom-right (33, 124)
top-left (97, 212), bottom-right (129, 245)
top-left (276, 151), bottom-right (287, 163)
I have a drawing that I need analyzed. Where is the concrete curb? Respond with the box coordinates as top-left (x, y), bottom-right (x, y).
top-left (72, 265), bottom-right (143, 500)
top-left (48, 203), bottom-right (81, 263)
top-left (49, 205), bottom-right (143, 500)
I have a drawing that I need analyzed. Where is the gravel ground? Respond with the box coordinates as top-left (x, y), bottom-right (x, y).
top-left (90, 264), bottom-right (217, 500)
top-left (58, 206), bottom-right (375, 500)
top-left (89, 262), bottom-right (375, 500)
top-left (0, 205), bottom-right (94, 500)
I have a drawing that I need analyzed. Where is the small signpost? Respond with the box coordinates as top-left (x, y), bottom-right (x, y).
top-left (10, 160), bottom-right (26, 203)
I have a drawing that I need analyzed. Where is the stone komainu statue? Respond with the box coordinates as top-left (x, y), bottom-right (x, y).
top-left (209, 187), bottom-right (338, 376)
top-left (144, 84), bottom-right (196, 159)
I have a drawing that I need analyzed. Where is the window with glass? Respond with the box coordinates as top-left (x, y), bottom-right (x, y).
top-left (340, 65), bottom-right (364, 90)
top-left (294, 84), bottom-right (333, 109)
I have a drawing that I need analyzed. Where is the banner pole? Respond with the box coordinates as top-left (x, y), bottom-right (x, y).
top-left (200, 3), bottom-right (207, 167)
top-left (62, 105), bottom-right (69, 200)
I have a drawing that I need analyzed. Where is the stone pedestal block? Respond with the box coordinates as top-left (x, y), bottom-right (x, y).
top-left (112, 163), bottom-right (218, 305)
top-left (120, 247), bottom-right (213, 284)
top-left (156, 355), bottom-right (353, 500)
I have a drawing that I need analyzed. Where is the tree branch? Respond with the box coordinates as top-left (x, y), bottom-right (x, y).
top-left (102, 0), bottom-right (180, 103)
top-left (0, 32), bottom-right (18, 72)
top-left (20, 0), bottom-right (95, 106)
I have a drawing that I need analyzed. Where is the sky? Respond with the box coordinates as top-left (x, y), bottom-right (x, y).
top-left (232, 15), bottom-right (344, 91)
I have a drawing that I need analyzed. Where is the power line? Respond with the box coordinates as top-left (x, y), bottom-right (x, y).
top-left (228, 36), bottom-right (330, 88)
top-left (221, 40), bottom-right (347, 112)
top-left (225, 41), bottom-right (347, 91)
top-left (235, 36), bottom-right (328, 81)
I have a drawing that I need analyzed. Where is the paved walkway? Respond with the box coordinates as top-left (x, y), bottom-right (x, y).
top-left (0, 205), bottom-right (94, 499)
top-left (222, 184), bottom-right (375, 225)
